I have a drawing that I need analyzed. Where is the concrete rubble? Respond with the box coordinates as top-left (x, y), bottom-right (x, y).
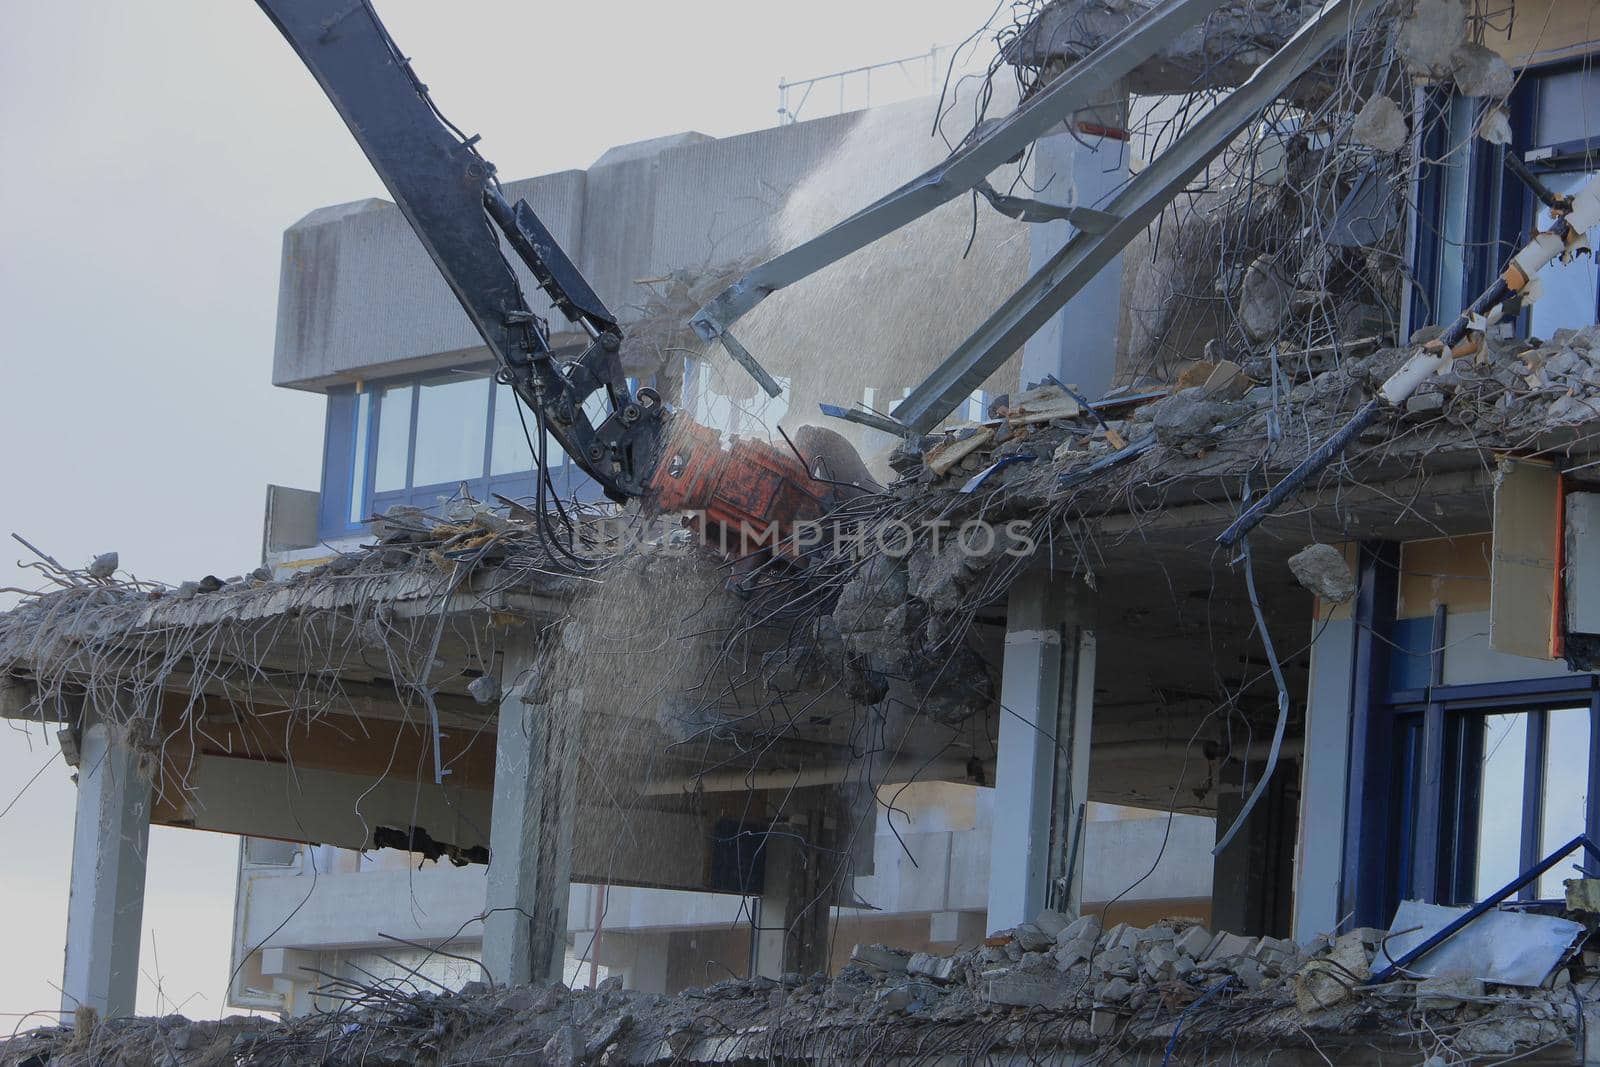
top-left (7, 910), bottom-right (1593, 1065)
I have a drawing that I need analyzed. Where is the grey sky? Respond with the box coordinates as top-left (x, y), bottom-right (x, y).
top-left (0, 0), bottom-right (994, 1022)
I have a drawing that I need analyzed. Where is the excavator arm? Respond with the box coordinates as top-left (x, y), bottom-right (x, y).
top-left (258, 0), bottom-right (860, 555)
top-left (256, 0), bottom-right (661, 501)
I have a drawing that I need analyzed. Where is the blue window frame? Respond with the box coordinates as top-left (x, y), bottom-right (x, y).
top-left (1411, 60), bottom-right (1600, 338)
top-left (316, 367), bottom-right (615, 539)
top-left (1341, 544), bottom-right (1600, 927)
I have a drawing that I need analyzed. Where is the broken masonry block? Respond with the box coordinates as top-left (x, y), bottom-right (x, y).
top-left (1090, 1008), bottom-right (1117, 1037)
top-left (1352, 95), bottom-right (1408, 153)
top-left (1288, 543), bottom-right (1357, 604)
top-left (1204, 932), bottom-right (1257, 962)
top-left (1055, 914), bottom-right (1101, 947)
top-left (907, 953), bottom-right (958, 984)
top-left (467, 674), bottom-right (500, 705)
top-left (1416, 975), bottom-right (1485, 1012)
top-left (985, 971), bottom-right (1067, 1008)
top-left (1012, 922), bottom-right (1055, 953)
top-left (1405, 391), bottom-right (1448, 416)
top-left (1030, 908), bottom-right (1071, 940)
top-left (850, 943), bottom-right (911, 973)
top-left (1230, 958), bottom-right (1265, 991)
top-left (1450, 42), bottom-right (1513, 99)
top-left (542, 1025), bottom-right (583, 1067)
top-left (1174, 926), bottom-right (1213, 959)
top-left (1055, 935), bottom-right (1097, 970)
top-left (1019, 951), bottom-right (1050, 974)
top-left (1095, 977), bottom-right (1134, 1004)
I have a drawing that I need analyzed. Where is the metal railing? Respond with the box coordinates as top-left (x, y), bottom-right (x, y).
top-left (777, 46), bottom-right (949, 125)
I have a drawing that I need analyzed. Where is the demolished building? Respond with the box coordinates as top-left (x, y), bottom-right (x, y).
top-left (5, 0), bottom-right (1600, 1062)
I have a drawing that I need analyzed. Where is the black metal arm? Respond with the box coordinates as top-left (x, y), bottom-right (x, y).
top-left (256, 0), bottom-right (661, 501)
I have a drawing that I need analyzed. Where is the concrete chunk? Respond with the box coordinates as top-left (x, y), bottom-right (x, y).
top-left (984, 971), bottom-right (1066, 1008)
top-left (1095, 976), bottom-right (1133, 1004)
top-left (1030, 908), bottom-right (1071, 939)
top-left (1174, 926), bottom-right (1213, 959)
top-left (1012, 922), bottom-right (1055, 953)
top-left (1289, 544), bottom-right (1357, 603)
top-left (1055, 914), bottom-right (1101, 946)
top-left (907, 952), bottom-right (958, 984)
top-left (1205, 933), bottom-right (1257, 961)
top-left (1417, 975), bottom-right (1485, 1012)
top-left (850, 943), bottom-right (910, 973)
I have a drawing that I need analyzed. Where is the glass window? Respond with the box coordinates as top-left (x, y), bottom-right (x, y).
top-left (1528, 171), bottom-right (1599, 339)
top-left (349, 389), bottom-right (371, 523)
top-left (412, 376), bottom-right (488, 488)
top-left (1474, 712), bottom-right (1528, 900)
top-left (490, 384), bottom-right (535, 476)
top-left (1540, 706), bottom-right (1591, 897)
top-left (374, 383), bottom-right (414, 492)
top-left (491, 385), bottom-right (569, 476)
top-left (1533, 68), bottom-right (1600, 147)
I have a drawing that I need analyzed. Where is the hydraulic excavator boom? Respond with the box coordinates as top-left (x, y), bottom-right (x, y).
top-left (255, 0), bottom-right (829, 550)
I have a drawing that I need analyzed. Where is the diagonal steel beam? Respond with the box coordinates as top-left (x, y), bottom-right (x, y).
top-left (688, 0), bottom-right (1228, 362)
top-left (891, 0), bottom-right (1379, 435)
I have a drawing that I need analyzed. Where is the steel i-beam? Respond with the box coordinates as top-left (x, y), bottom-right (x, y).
top-left (890, 0), bottom-right (1379, 435)
top-left (687, 0), bottom-right (1229, 390)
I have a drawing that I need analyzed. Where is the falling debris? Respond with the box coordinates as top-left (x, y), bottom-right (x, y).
top-left (1396, 0), bottom-right (1467, 79)
top-left (1288, 544), bottom-right (1357, 603)
top-left (1450, 42), bottom-right (1515, 99)
top-left (1352, 95), bottom-right (1408, 152)
top-left (87, 551), bottom-right (118, 579)
top-left (1478, 106), bottom-right (1513, 145)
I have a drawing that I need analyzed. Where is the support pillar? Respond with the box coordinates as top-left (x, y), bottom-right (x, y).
top-left (752, 812), bottom-right (828, 979)
top-left (1018, 87), bottom-right (1130, 399)
top-left (1291, 611), bottom-right (1358, 942)
top-left (483, 644), bottom-right (579, 987)
top-left (986, 575), bottom-right (1096, 933)
top-left (61, 716), bottom-right (153, 1021)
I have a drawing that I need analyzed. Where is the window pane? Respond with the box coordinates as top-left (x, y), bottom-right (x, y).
top-left (373, 383), bottom-right (413, 492)
top-left (1475, 712), bottom-right (1528, 900)
top-left (349, 389), bottom-right (371, 523)
top-left (491, 386), bottom-right (540, 475)
top-left (1540, 707), bottom-right (1591, 898)
top-left (412, 376), bottom-right (488, 488)
top-left (1528, 171), bottom-right (1600, 340)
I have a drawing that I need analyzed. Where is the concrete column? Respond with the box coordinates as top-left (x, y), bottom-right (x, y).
top-left (752, 813), bottom-right (828, 979)
top-left (61, 717), bottom-right (153, 1020)
top-left (1292, 615), bottom-right (1358, 942)
top-left (483, 643), bottom-right (579, 987)
top-left (986, 575), bottom-right (1096, 933)
top-left (1018, 88), bottom-right (1130, 399)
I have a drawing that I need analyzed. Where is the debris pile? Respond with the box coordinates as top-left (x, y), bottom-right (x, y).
top-left (6, 910), bottom-right (1592, 1065)
top-left (0, 501), bottom-right (590, 731)
top-left (903, 322), bottom-right (1600, 499)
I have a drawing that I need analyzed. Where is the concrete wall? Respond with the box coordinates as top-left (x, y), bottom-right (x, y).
top-left (272, 114), bottom-right (855, 392)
